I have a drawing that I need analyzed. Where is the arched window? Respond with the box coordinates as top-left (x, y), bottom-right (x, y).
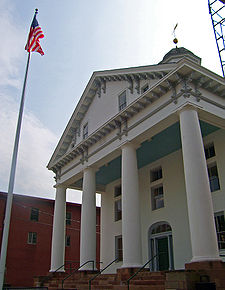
top-left (150, 222), bottom-right (172, 235)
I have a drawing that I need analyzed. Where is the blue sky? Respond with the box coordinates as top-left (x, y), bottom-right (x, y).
top-left (0, 0), bottom-right (223, 204)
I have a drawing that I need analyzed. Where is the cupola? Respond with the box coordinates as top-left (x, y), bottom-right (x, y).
top-left (159, 47), bottom-right (201, 65)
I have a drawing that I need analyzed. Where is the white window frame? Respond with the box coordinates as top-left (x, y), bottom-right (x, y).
top-left (118, 91), bottom-right (127, 111)
top-left (207, 162), bottom-right (220, 192)
top-left (150, 166), bottom-right (163, 182)
top-left (141, 83), bottom-right (149, 94)
top-left (114, 185), bottom-right (122, 222)
top-left (214, 212), bottom-right (225, 250)
top-left (204, 142), bottom-right (216, 160)
top-left (65, 235), bottom-right (71, 247)
top-left (115, 235), bottom-right (123, 261)
top-left (30, 208), bottom-right (39, 222)
top-left (66, 212), bottom-right (72, 225)
top-left (83, 122), bottom-right (88, 140)
top-left (150, 166), bottom-right (164, 211)
top-left (151, 185), bottom-right (164, 210)
top-left (28, 232), bottom-right (37, 245)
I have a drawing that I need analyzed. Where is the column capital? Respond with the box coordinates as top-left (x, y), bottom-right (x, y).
top-left (120, 140), bottom-right (140, 151)
top-left (82, 165), bottom-right (98, 174)
top-left (176, 102), bottom-right (202, 116)
top-left (54, 183), bottom-right (67, 190)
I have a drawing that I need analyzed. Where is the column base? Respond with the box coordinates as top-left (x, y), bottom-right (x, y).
top-left (79, 261), bottom-right (97, 271)
top-left (78, 269), bottom-right (99, 279)
top-left (121, 263), bottom-right (143, 269)
top-left (185, 260), bottom-right (225, 271)
top-left (49, 269), bottom-right (65, 273)
top-left (190, 256), bottom-right (221, 263)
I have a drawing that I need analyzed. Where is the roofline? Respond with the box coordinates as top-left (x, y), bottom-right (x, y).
top-left (0, 191), bottom-right (94, 207)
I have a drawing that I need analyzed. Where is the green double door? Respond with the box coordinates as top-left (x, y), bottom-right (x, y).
top-left (150, 235), bottom-right (173, 271)
top-left (157, 237), bottom-right (169, 271)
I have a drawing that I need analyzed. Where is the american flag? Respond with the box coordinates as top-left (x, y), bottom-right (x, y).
top-left (25, 10), bottom-right (44, 55)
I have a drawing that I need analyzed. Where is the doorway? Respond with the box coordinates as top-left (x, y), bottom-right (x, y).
top-left (149, 222), bottom-right (174, 271)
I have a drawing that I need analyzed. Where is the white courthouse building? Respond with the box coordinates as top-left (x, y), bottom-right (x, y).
top-left (48, 47), bottom-right (225, 274)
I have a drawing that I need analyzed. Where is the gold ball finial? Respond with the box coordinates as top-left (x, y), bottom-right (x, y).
top-left (173, 38), bottom-right (178, 45)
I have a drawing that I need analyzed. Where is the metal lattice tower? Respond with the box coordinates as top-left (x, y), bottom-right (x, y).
top-left (208, 0), bottom-right (225, 77)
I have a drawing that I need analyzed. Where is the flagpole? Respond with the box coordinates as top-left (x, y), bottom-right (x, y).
top-left (0, 52), bottom-right (31, 289)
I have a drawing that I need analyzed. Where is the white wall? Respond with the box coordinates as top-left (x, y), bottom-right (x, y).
top-left (75, 78), bottom-right (159, 144)
top-left (101, 180), bottom-right (123, 273)
top-left (139, 149), bottom-right (192, 269)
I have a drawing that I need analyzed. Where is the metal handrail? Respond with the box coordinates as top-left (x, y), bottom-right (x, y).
top-left (127, 252), bottom-right (166, 290)
top-left (62, 260), bottom-right (94, 289)
top-left (88, 258), bottom-right (118, 290)
top-left (40, 260), bottom-right (80, 286)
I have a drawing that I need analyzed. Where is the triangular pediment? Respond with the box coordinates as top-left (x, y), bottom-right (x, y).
top-left (47, 56), bottom-right (225, 172)
top-left (47, 62), bottom-right (176, 169)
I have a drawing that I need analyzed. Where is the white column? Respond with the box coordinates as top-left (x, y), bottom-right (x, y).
top-left (50, 186), bottom-right (66, 272)
top-left (179, 106), bottom-right (220, 262)
top-left (80, 167), bottom-right (96, 270)
top-left (121, 142), bottom-right (142, 268)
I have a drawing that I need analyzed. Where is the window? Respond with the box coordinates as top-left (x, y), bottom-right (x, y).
top-left (208, 164), bottom-right (220, 192)
top-left (71, 132), bottom-right (77, 148)
top-left (115, 235), bottom-right (123, 261)
top-left (83, 123), bottom-right (88, 139)
top-left (151, 223), bottom-right (172, 235)
top-left (114, 185), bottom-right (122, 221)
top-left (214, 212), bottom-right (225, 250)
top-left (118, 91), bottom-right (126, 111)
top-left (30, 208), bottom-right (39, 221)
top-left (114, 185), bottom-right (121, 197)
top-left (150, 167), bottom-right (162, 182)
top-left (152, 185), bottom-right (164, 210)
top-left (205, 143), bottom-right (215, 160)
top-left (66, 235), bottom-right (71, 247)
top-left (115, 199), bottom-right (122, 221)
top-left (28, 232), bottom-right (37, 245)
top-left (141, 84), bottom-right (149, 93)
top-left (66, 212), bottom-right (72, 225)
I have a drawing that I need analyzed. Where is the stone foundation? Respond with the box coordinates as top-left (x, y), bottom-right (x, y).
top-left (185, 261), bottom-right (225, 290)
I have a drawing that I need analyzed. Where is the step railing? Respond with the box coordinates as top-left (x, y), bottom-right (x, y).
top-left (127, 252), bottom-right (166, 290)
top-left (3, 288), bottom-right (48, 290)
top-left (40, 260), bottom-right (80, 286)
top-left (62, 260), bottom-right (95, 289)
top-left (88, 258), bottom-right (118, 290)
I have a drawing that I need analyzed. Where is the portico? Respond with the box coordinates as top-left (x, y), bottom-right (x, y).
top-left (48, 47), bottom-right (225, 275)
top-left (49, 108), bottom-right (223, 272)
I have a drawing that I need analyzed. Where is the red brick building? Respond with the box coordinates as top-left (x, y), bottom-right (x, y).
top-left (0, 192), bottom-right (100, 287)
